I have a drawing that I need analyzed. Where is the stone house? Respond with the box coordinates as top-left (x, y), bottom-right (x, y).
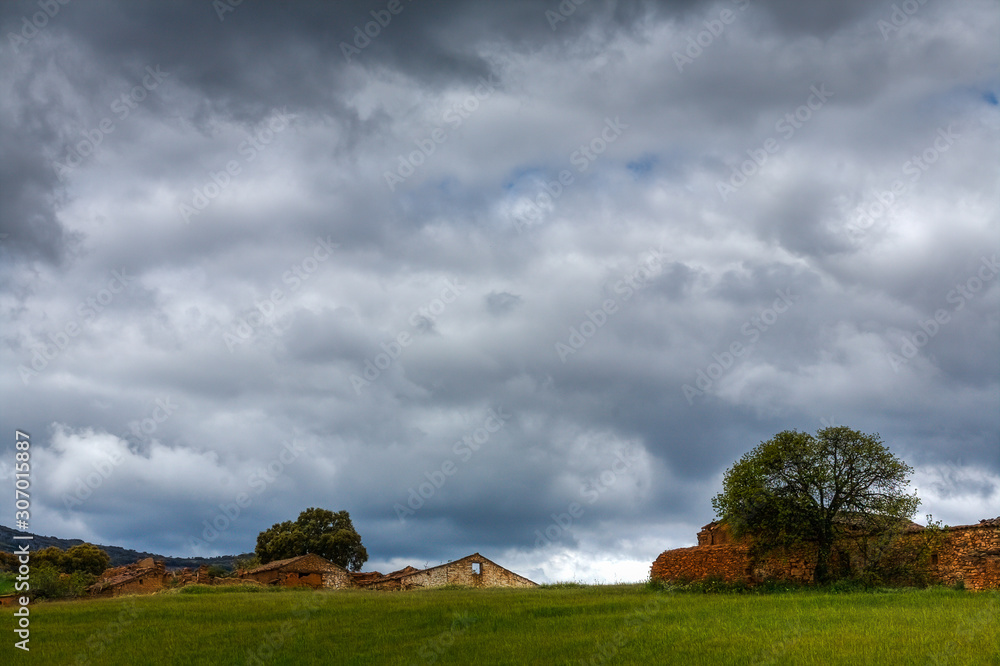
top-left (240, 553), bottom-right (353, 589)
top-left (651, 516), bottom-right (1000, 590)
top-left (89, 557), bottom-right (170, 597)
top-left (355, 553), bottom-right (537, 591)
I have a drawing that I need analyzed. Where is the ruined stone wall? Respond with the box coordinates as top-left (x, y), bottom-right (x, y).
top-left (279, 572), bottom-right (323, 588)
top-left (920, 523), bottom-right (1000, 590)
top-left (112, 573), bottom-right (167, 596)
top-left (652, 520), bottom-right (1000, 589)
top-left (322, 570), bottom-right (353, 589)
top-left (650, 544), bottom-right (752, 583)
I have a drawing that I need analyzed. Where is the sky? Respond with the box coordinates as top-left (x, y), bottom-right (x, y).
top-left (0, 0), bottom-right (997, 584)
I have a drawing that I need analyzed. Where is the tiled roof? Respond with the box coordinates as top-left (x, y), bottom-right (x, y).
top-left (244, 553), bottom-right (346, 575)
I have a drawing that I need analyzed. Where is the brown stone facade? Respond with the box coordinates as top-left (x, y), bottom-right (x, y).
top-left (356, 553), bottom-right (538, 591)
top-left (652, 517), bottom-right (1000, 590)
top-left (89, 557), bottom-right (171, 597)
top-left (240, 553), bottom-right (353, 590)
top-left (923, 519), bottom-right (1000, 590)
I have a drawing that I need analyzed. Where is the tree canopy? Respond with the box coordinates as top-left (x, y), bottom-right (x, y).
top-left (711, 426), bottom-right (919, 583)
top-left (255, 508), bottom-right (368, 571)
top-left (30, 543), bottom-right (110, 576)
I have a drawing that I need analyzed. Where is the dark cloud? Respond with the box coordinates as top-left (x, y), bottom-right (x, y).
top-left (1, 0), bottom-right (997, 582)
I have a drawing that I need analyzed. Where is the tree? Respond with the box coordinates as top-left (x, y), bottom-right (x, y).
top-left (255, 508), bottom-right (368, 571)
top-left (28, 544), bottom-right (110, 576)
top-left (711, 426), bottom-right (919, 583)
top-left (62, 543), bottom-right (111, 576)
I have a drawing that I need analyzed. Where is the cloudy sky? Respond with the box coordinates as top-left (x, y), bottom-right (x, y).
top-left (1, 0), bottom-right (997, 583)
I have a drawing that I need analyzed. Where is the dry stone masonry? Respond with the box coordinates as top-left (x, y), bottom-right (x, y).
top-left (651, 517), bottom-right (1000, 590)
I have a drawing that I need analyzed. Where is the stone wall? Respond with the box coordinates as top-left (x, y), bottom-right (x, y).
top-left (365, 553), bottom-right (537, 590)
top-left (921, 521), bottom-right (1000, 590)
top-left (649, 543), bottom-right (819, 584)
top-left (651, 518), bottom-right (1000, 589)
top-left (241, 553), bottom-right (353, 590)
top-left (90, 558), bottom-right (169, 597)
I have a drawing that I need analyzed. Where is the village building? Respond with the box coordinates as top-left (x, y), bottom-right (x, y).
top-left (66, 551), bottom-right (537, 599)
top-left (651, 516), bottom-right (1000, 590)
top-left (240, 553), bottom-right (353, 590)
top-left (355, 553), bottom-right (538, 591)
top-left (89, 557), bottom-right (171, 597)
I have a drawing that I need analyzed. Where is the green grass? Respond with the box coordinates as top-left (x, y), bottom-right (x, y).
top-left (12, 584), bottom-right (999, 665)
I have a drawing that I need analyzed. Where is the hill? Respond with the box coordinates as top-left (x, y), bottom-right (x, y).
top-left (0, 524), bottom-right (251, 569)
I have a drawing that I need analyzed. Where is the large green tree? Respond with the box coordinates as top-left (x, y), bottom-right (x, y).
top-left (61, 543), bottom-right (111, 576)
top-left (255, 508), bottom-right (368, 571)
top-left (711, 426), bottom-right (919, 583)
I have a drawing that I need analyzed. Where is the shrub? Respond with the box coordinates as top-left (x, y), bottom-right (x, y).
top-left (206, 565), bottom-right (231, 579)
top-left (540, 582), bottom-right (589, 589)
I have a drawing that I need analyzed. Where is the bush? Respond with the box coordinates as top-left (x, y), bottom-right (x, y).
top-left (540, 582), bottom-right (589, 589)
top-left (0, 552), bottom-right (17, 572)
top-left (206, 565), bottom-right (231, 579)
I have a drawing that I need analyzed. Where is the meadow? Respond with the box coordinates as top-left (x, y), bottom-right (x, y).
top-left (11, 582), bottom-right (999, 665)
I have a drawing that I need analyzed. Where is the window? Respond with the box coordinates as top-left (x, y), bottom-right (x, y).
top-left (930, 553), bottom-right (939, 566)
top-left (471, 562), bottom-right (482, 575)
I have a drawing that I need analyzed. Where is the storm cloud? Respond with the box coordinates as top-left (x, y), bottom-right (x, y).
top-left (1, 0), bottom-right (997, 583)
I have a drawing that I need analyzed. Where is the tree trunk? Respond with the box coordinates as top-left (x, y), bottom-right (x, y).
top-left (814, 524), bottom-right (835, 584)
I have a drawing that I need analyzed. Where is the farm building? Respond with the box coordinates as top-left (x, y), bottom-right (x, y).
top-left (240, 553), bottom-right (353, 589)
top-left (651, 517), bottom-right (1000, 590)
top-left (355, 553), bottom-right (537, 591)
top-left (89, 557), bottom-right (171, 597)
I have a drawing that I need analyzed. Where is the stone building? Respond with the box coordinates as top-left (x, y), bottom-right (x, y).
top-left (89, 557), bottom-right (170, 597)
top-left (355, 553), bottom-right (537, 591)
top-left (240, 553), bottom-right (353, 589)
top-left (651, 516), bottom-right (1000, 590)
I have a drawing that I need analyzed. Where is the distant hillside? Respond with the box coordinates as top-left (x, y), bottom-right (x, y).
top-left (0, 525), bottom-right (252, 570)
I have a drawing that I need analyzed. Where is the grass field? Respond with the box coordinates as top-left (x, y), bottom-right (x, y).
top-left (10, 583), bottom-right (999, 665)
